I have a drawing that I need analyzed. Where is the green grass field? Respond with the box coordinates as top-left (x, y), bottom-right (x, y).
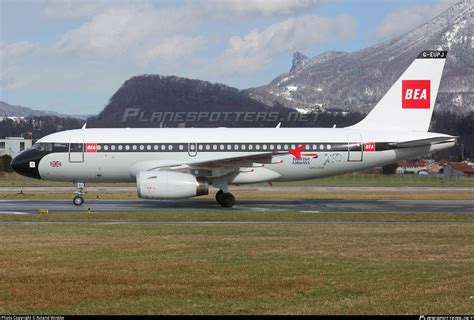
top-left (0, 220), bottom-right (472, 314)
top-left (0, 174), bottom-right (472, 314)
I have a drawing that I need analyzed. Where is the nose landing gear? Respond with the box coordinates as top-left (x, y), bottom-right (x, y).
top-left (73, 182), bottom-right (85, 206)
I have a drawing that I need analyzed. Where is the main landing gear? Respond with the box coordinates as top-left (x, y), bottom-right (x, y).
top-left (215, 189), bottom-right (236, 208)
top-left (73, 182), bottom-right (85, 206)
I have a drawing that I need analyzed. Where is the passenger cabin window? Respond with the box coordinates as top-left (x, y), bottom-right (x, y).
top-left (70, 143), bottom-right (83, 152)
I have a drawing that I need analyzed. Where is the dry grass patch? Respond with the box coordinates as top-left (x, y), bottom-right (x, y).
top-left (0, 224), bottom-right (472, 314)
top-left (0, 189), bottom-right (472, 201)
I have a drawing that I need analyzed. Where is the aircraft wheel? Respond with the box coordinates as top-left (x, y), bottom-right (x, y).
top-left (73, 196), bottom-right (84, 206)
top-left (219, 193), bottom-right (235, 208)
top-left (215, 190), bottom-right (224, 203)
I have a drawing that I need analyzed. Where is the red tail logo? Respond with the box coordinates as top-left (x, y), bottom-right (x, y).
top-left (402, 80), bottom-right (430, 109)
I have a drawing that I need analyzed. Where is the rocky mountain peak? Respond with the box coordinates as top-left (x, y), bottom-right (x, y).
top-left (290, 52), bottom-right (309, 73)
top-left (248, 0), bottom-right (474, 115)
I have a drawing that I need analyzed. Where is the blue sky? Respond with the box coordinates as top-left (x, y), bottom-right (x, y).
top-left (1, 0), bottom-right (457, 114)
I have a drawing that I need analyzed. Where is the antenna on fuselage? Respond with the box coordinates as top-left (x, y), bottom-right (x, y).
top-left (276, 122), bottom-right (281, 128)
top-left (81, 123), bottom-right (87, 130)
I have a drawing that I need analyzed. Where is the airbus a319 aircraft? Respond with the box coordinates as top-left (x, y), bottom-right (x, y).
top-left (12, 50), bottom-right (456, 207)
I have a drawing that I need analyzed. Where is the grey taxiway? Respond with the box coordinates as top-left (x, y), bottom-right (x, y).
top-left (0, 199), bottom-right (472, 215)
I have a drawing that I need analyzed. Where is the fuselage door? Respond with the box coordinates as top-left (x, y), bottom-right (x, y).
top-left (69, 133), bottom-right (84, 163)
top-left (188, 142), bottom-right (197, 157)
top-left (347, 133), bottom-right (363, 162)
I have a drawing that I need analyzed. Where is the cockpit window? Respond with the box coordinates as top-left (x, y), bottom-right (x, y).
top-left (53, 143), bottom-right (68, 152)
top-left (32, 143), bottom-right (43, 151)
top-left (31, 143), bottom-right (55, 152)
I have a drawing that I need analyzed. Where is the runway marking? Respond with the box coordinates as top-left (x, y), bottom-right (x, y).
top-left (238, 206), bottom-right (272, 212)
top-left (0, 211), bottom-right (30, 215)
top-left (300, 210), bottom-right (320, 213)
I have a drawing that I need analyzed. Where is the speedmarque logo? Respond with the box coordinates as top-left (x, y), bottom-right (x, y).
top-left (402, 80), bottom-right (430, 109)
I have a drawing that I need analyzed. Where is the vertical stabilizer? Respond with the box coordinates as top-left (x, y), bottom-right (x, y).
top-left (351, 51), bottom-right (447, 132)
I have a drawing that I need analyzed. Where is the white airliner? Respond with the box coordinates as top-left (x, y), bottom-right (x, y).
top-left (12, 50), bottom-right (456, 207)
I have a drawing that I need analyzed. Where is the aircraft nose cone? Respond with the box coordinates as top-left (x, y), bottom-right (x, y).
top-left (10, 157), bottom-right (21, 173)
top-left (10, 150), bottom-right (42, 180)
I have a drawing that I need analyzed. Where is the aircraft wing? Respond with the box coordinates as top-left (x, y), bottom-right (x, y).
top-left (129, 151), bottom-right (287, 178)
top-left (390, 136), bottom-right (457, 148)
top-left (165, 151), bottom-right (285, 169)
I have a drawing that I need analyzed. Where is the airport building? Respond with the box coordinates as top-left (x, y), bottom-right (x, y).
top-left (0, 137), bottom-right (32, 157)
top-left (444, 161), bottom-right (474, 179)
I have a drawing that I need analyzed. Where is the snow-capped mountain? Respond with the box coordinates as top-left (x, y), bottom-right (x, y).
top-left (248, 0), bottom-right (473, 115)
top-left (0, 101), bottom-right (93, 120)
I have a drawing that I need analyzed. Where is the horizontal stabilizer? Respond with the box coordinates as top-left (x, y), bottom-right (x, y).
top-left (390, 136), bottom-right (457, 148)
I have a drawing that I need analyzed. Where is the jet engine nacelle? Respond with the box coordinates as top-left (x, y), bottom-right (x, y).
top-left (137, 171), bottom-right (209, 199)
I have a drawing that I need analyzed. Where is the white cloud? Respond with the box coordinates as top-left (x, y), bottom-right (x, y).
top-left (213, 14), bottom-right (356, 75)
top-left (53, 4), bottom-right (199, 56)
top-left (2, 0), bottom-right (358, 112)
top-left (0, 41), bottom-right (38, 61)
top-left (40, 0), bottom-right (147, 18)
top-left (42, 0), bottom-right (321, 20)
top-left (0, 42), bottom-right (40, 90)
top-left (372, 0), bottom-right (458, 39)
top-left (201, 0), bottom-right (320, 18)
top-left (139, 36), bottom-right (208, 64)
